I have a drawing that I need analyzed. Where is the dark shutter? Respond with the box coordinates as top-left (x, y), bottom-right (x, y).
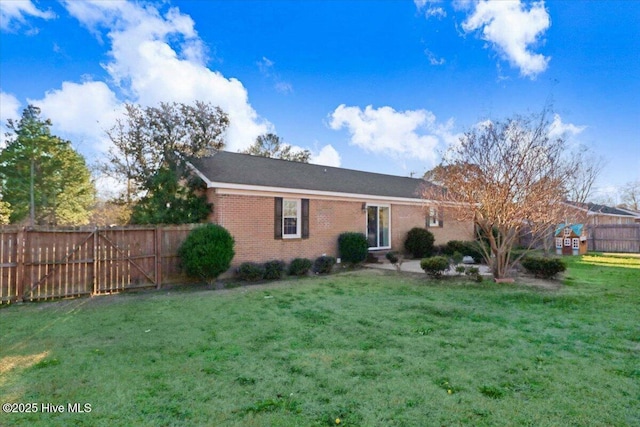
top-left (438, 207), bottom-right (444, 228)
top-left (301, 198), bottom-right (310, 239)
top-left (274, 197), bottom-right (283, 239)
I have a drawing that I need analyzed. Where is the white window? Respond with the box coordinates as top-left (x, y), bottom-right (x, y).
top-left (572, 238), bottom-right (579, 249)
top-left (555, 238), bottom-right (562, 248)
top-left (564, 227), bottom-right (571, 237)
top-left (282, 199), bottom-right (301, 238)
top-left (428, 207), bottom-right (439, 227)
top-left (564, 238), bottom-right (571, 247)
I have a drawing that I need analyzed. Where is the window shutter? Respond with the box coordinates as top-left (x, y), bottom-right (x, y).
top-left (301, 198), bottom-right (310, 239)
top-left (438, 207), bottom-right (444, 228)
top-left (274, 197), bottom-right (283, 239)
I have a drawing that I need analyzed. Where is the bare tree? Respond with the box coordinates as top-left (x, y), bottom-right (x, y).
top-left (423, 110), bottom-right (593, 279)
top-left (243, 133), bottom-right (311, 163)
top-left (620, 180), bottom-right (640, 211)
top-left (564, 145), bottom-right (605, 204)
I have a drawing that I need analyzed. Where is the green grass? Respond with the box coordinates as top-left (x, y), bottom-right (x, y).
top-left (1, 254), bottom-right (639, 426)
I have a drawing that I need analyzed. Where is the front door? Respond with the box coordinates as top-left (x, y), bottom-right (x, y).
top-left (367, 205), bottom-right (390, 249)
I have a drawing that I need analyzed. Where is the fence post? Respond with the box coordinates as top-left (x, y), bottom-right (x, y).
top-left (92, 228), bottom-right (98, 295)
top-left (155, 226), bottom-right (162, 289)
top-left (15, 228), bottom-right (26, 302)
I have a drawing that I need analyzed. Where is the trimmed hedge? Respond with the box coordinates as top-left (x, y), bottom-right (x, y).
top-left (288, 258), bottom-right (313, 276)
top-left (521, 256), bottom-right (566, 279)
top-left (338, 232), bottom-right (369, 265)
top-left (237, 262), bottom-right (265, 282)
top-left (404, 228), bottom-right (435, 259)
top-left (178, 224), bottom-right (235, 284)
top-left (313, 256), bottom-right (336, 275)
top-left (263, 260), bottom-right (286, 280)
top-left (420, 256), bottom-right (450, 278)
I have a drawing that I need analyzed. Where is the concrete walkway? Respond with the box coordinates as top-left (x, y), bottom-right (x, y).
top-left (365, 259), bottom-right (492, 276)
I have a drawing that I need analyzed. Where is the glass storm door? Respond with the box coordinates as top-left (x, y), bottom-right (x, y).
top-left (367, 205), bottom-right (390, 249)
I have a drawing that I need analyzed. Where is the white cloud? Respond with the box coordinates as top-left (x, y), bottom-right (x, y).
top-left (31, 81), bottom-right (122, 152)
top-left (310, 145), bottom-right (341, 167)
top-left (548, 114), bottom-right (586, 140)
top-left (0, 0), bottom-right (56, 32)
top-left (55, 0), bottom-right (270, 152)
top-left (329, 104), bottom-right (456, 165)
top-left (0, 91), bottom-right (22, 146)
top-left (425, 49), bottom-right (446, 66)
top-left (257, 56), bottom-right (293, 95)
top-left (414, 0), bottom-right (447, 19)
top-left (462, 0), bottom-right (551, 78)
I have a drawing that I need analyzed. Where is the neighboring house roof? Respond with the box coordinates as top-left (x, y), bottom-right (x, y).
top-left (188, 151), bottom-right (434, 201)
top-left (556, 223), bottom-right (584, 236)
top-left (565, 201), bottom-right (639, 218)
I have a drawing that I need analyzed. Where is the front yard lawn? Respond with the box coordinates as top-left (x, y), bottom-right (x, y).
top-left (1, 254), bottom-right (638, 426)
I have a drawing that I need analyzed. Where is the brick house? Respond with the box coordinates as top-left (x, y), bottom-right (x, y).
top-left (188, 151), bottom-right (474, 268)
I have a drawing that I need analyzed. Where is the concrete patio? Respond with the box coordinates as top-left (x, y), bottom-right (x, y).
top-left (364, 259), bottom-right (492, 276)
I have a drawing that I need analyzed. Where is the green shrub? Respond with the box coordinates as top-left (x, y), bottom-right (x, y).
top-left (420, 256), bottom-right (449, 278)
top-left (178, 224), bottom-right (235, 284)
top-left (465, 266), bottom-right (483, 283)
top-left (521, 256), bottom-right (567, 279)
top-left (313, 256), bottom-right (336, 275)
top-left (288, 258), bottom-right (313, 276)
top-left (404, 228), bottom-right (435, 259)
top-left (338, 232), bottom-right (369, 265)
top-left (385, 251), bottom-right (400, 264)
top-left (263, 260), bottom-right (286, 280)
top-left (444, 240), bottom-right (484, 263)
top-left (420, 256), bottom-right (450, 278)
top-left (237, 262), bottom-right (265, 281)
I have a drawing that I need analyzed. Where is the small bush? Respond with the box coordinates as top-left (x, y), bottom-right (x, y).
top-left (404, 228), bottom-right (435, 259)
top-left (178, 224), bottom-right (235, 284)
top-left (313, 256), bottom-right (336, 275)
top-left (263, 260), bottom-right (286, 280)
top-left (521, 256), bottom-right (567, 279)
top-left (385, 251), bottom-right (400, 264)
top-left (444, 240), bottom-right (484, 263)
top-left (288, 258), bottom-right (312, 276)
top-left (237, 262), bottom-right (265, 281)
top-left (465, 266), bottom-right (483, 283)
top-left (420, 256), bottom-right (450, 278)
top-left (338, 232), bottom-right (369, 265)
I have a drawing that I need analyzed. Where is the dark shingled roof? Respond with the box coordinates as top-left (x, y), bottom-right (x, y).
top-left (567, 201), bottom-right (637, 217)
top-left (189, 151), bottom-right (433, 199)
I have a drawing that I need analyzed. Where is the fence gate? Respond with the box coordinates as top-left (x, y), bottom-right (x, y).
top-left (1, 225), bottom-right (195, 304)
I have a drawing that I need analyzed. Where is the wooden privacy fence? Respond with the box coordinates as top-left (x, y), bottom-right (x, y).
top-left (0, 225), bottom-right (199, 304)
top-left (588, 224), bottom-right (640, 253)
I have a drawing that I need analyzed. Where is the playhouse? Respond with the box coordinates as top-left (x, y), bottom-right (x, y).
top-left (555, 223), bottom-right (588, 256)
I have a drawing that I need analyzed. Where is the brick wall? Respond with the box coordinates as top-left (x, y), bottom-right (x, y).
top-left (207, 189), bottom-right (474, 272)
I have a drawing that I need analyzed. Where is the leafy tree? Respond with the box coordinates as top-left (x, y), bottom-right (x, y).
top-left (129, 167), bottom-right (210, 224)
top-left (423, 109), bottom-right (594, 279)
top-left (0, 199), bottom-right (10, 225)
top-left (0, 105), bottom-right (95, 226)
top-left (243, 133), bottom-right (311, 163)
top-left (102, 101), bottom-right (228, 224)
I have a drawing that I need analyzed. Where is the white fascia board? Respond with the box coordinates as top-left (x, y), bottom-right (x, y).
top-left (209, 181), bottom-right (428, 205)
top-left (185, 160), bottom-right (212, 186)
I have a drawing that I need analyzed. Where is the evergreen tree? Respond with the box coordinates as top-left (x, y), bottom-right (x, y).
top-left (0, 105), bottom-right (95, 226)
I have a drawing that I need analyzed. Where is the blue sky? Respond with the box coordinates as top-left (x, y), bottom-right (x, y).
top-left (1, 0), bottom-right (638, 202)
